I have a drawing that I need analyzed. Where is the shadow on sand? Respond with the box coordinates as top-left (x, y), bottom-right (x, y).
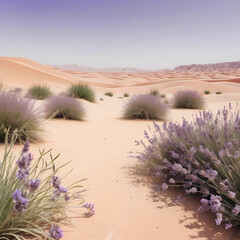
top-left (126, 165), bottom-right (239, 240)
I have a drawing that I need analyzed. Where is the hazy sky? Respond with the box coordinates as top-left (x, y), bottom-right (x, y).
top-left (0, 0), bottom-right (240, 69)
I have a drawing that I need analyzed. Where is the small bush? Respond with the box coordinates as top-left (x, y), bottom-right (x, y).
top-left (216, 92), bottom-right (222, 95)
top-left (0, 92), bottom-right (43, 142)
top-left (67, 83), bottom-right (95, 103)
top-left (123, 94), bottom-right (168, 120)
top-left (0, 133), bottom-right (94, 239)
top-left (149, 89), bottom-right (159, 96)
top-left (105, 92), bottom-right (114, 97)
top-left (124, 93), bottom-right (129, 97)
top-left (118, 97), bottom-right (123, 99)
top-left (173, 90), bottom-right (204, 109)
top-left (160, 93), bottom-right (166, 98)
top-left (204, 90), bottom-right (211, 95)
top-left (44, 96), bottom-right (85, 120)
top-left (100, 98), bottom-right (104, 101)
top-left (26, 85), bottom-right (52, 100)
top-left (134, 104), bottom-right (240, 230)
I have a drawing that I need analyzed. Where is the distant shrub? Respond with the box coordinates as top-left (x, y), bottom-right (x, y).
top-left (105, 92), bottom-right (114, 97)
top-left (124, 93), bottom-right (129, 97)
top-left (100, 98), bottom-right (104, 101)
top-left (44, 96), bottom-right (85, 120)
top-left (26, 85), bottom-right (52, 100)
top-left (0, 133), bottom-right (94, 239)
top-left (216, 92), bottom-right (222, 95)
top-left (160, 93), bottom-right (166, 98)
top-left (123, 94), bottom-right (168, 120)
top-left (204, 90), bottom-right (211, 95)
top-left (118, 97), bottom-right (124, 99)
top-left (68, 83), bottom-right (95, 103)
top-left (149, 89), bottom-right (159, 96)
top-left (134, 104), bottom-right (240, 230)
top-left (173, 90), bottom-right (204, 109)
top-left (0, 92), bottom-right (43, 142)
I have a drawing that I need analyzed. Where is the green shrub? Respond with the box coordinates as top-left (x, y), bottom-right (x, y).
top-left (173, 90), bottom-right (205, 109)
top-left (216, 92), bottom-right (222, 95)
top-left (204, 90), bottom-right (211, 95)
top-left (0, 133), bottom-right (94, 239)
top-left (149, 89), bottom-right (159, 96)
top-left (26, 85), bottom-right (52, 100)
top-left (100, 98), bottom-right (104, 101)
top-left (104, 92), bottom-right (114, 97)
top-left (160, 93), bottom-right (166, 98)
top-left (123, 93), bottom-right (129, 97)
top-left (67, 83), bottom-right (95, 103)
top-left (0, 92), bottom-right (43, 142)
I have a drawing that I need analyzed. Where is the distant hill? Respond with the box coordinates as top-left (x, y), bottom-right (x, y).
top-left (52, 65), bottom-right (147, 73)
top-left (174, 61), bottom-right (240, 71)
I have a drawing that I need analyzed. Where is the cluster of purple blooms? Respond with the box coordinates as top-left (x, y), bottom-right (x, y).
top-left (134, 103), bottom-right (240, 229)
top-left (51, 175), bottom-right (70, 201)
top-left (49, 225), bottom-right (63, 239)
top-left (82, 203), bottom-right (95, 218)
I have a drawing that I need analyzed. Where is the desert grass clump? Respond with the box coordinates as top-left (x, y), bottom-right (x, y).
top-left (0, 92), bottom-right (42, 142)
top-left (134, 103), bottom-right (240, 229)
top-left (204, 90), bottom-right (211, 95)
top-left (67, 83), bottom-right (95, 103)
top-left (160, 93), bottom-right (166, 98)
top-left (123, 93), bottom-right (129, 98)
top-left (0, 133), bottom-right (94, 239)
top-left (104, 92), bottom-right (114, 97)
top-left (216, 92), bottom-right (222, 95)
top-left (26, 85), bottom-right (52, 100)
top-left (44, 96), bottom-right (85, 120)
top-left (123, 94), bottom-right (168, 120)
top-left (173, 90), bottom-right (204, 109)
top-left (149, 89), bottom-right (159, 96)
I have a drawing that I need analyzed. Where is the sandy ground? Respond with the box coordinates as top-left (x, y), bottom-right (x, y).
top-left (1, 57), bottom-right (240, 239)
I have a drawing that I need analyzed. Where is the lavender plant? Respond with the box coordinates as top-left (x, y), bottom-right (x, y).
top-left (0, 132), bottom-right (94, 239)
top-left (26, 85), bottom-right (52, 100)
top-left (134, 103), bottom-right (240, 229)
top-left (44, 96), bottom-right (85, 120)
top-left (173, 90), bottom-right (205, 109)
top-left (123, 94), bottom-right (168, 120)
top-left (0, 92), bottom-right (43, 142)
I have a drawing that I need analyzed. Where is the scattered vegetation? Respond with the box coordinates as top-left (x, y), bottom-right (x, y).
top-left (0, 92), bottom-right (43, 142)
top-left (149, 89), bottom-right (159, 96)
top-left (67, 83), bottom-right (95, 103)
top-left (160, 93), bottom-right (166, 98)
top-left (26, 85), bottom-right (52, 100)
top-left (0, 133), bottom-right (94, 239)
top-left (173, 90), bottom-right (204, 109)
top-left (134, 104), bottom-right (240, 230)
top-left (124, 93), bottom-right (129, 97)
top-left (44, 96), bottom-right (85, 120)
top-left (204, 90), bottom-right (211, 95)
top-left (123, 94), bottom-right (168, 120)
top-left (118, 97), bottom-right (123, 99)
top-left (104, 92), bottom-right (114, 97)
top-left (216, 92), bottom-right (222, 95)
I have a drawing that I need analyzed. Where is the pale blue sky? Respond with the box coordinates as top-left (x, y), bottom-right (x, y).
top-left (0, 0), bottom-right (240, 69)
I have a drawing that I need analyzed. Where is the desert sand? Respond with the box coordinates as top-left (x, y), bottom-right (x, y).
top-left (1, 57), bottom-right (240, 239)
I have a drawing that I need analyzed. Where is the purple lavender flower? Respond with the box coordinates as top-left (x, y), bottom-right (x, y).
top-left (28, 179), bottom-right (41, 192)
top-left (228, 191), bottom-right (236, 199)
top-left (169, 178), bottom-right (175, 184)
top-left (17, 154), bottom-right (32, 169)
top-left (215, 212), bottom-right (222, 225)
top-left (210, 195), bottom-right (222, 213)
top-left (22, 139), bottom-right (29, 153)
top-left (189, 147), bottom-right (196, 154)
top-left (51, 176), bottom-right (61, 189)
top-left (185, 187), bottom-right (197, 194)
top-left (205, 168), bottom-right (218, 181)
top-left (225, 223), bottom-right (233, 229)
top-left (171, 152), bottom-right (179, 159)
top-left (162, 183), bottom-right (168, 191)
top-left (12, 189), bottom-right (28, 213)
top-left (16, 169), bottom-right (29, 180)
top-left (64, 194), bottom-right (70, 201)
top-left (83, 203), bottom-right (95, 217)
top-left (232, 204), bottom-right (240, 215)
top-left (58, 186), bottom-right (68, 193)
top-left (198, 198), bottom-right (209, 212)
top-left (49, 225), bottom-right (63, 239)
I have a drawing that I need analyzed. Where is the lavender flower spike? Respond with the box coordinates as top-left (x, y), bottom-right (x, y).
top-left (51, 176), bottom-right (61, 189)
top-left (28, 179), bottom-right (41, 192)
top-left (49, 225), bottom-right (63, 239)
top-left (12, 189), bottom-right (28, 213)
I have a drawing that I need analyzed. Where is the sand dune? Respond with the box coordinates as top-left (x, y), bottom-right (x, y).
top-left (1, 57), bottom-right (240, 239)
